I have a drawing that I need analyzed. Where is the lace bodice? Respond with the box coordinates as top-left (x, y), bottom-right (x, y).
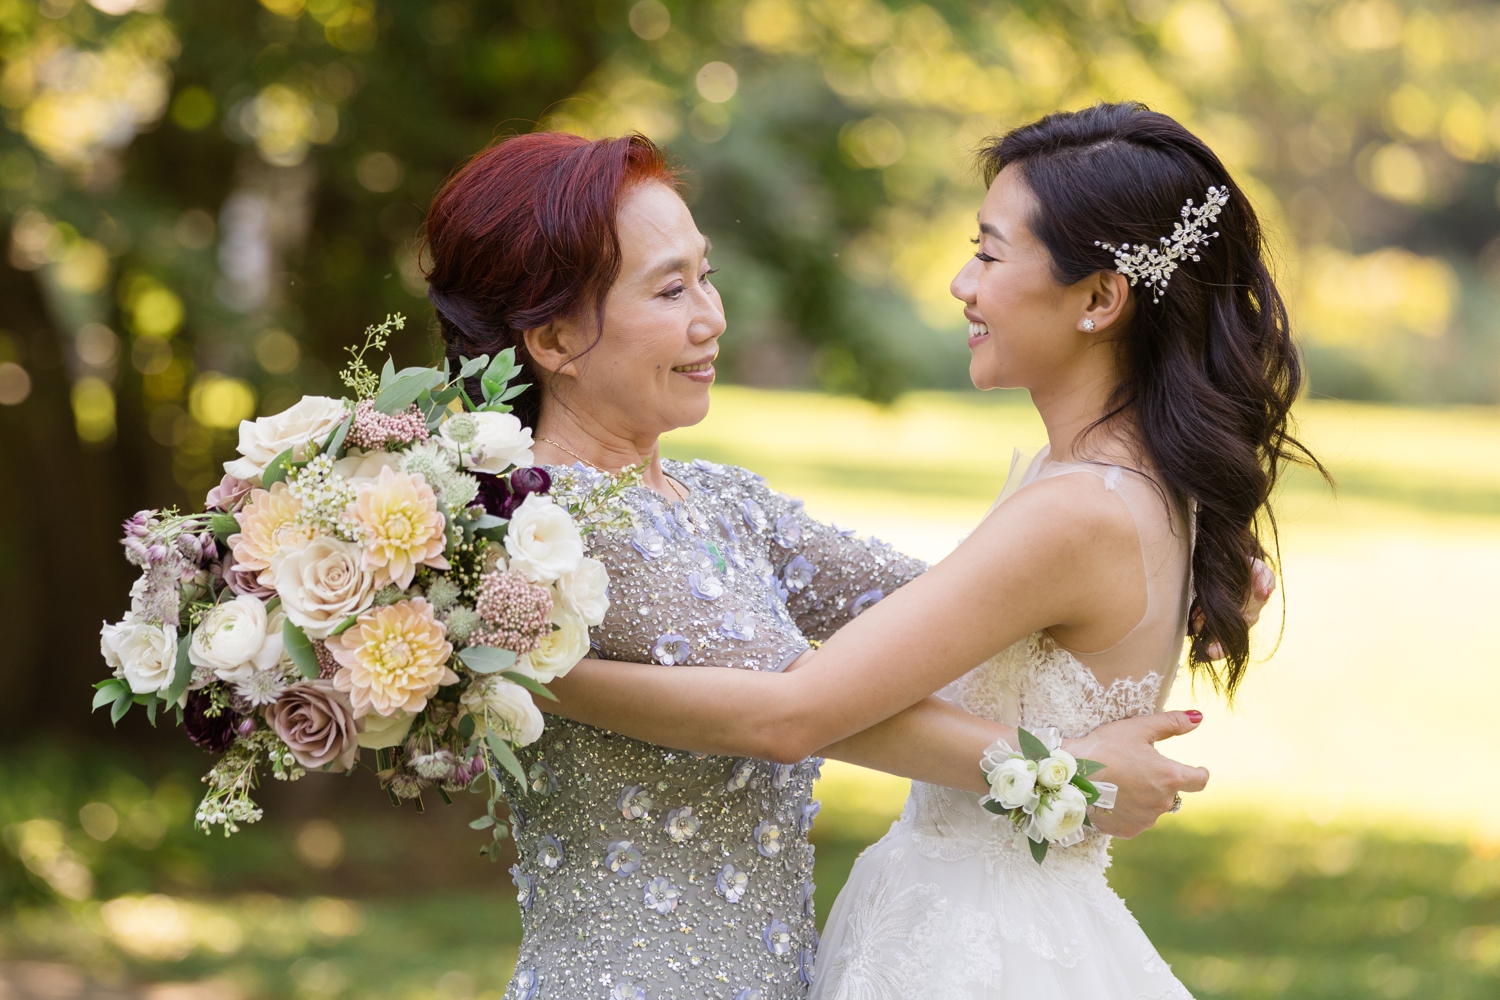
top-left (502, 459), bottom-right (926, 1000)
top-left (900, 450), bottom-right (1191, 887)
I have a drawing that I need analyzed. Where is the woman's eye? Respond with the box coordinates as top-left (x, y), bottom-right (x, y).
top-left (973, 251), bottom-right (998, 263)
top-left (663, 283), bottom-right (686, 300)
top-left (701, 267), bottom-right (719, 281)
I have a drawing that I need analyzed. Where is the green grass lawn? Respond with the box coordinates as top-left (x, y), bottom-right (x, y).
top-left (5, 388), bottom-right (1500, 999)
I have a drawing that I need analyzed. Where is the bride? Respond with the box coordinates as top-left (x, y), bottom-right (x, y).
top-left (548, 102), bottom-right (1316, 998)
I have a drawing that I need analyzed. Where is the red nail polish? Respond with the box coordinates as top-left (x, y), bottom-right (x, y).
top-left (1185, 710), bottom-right (1203, 724)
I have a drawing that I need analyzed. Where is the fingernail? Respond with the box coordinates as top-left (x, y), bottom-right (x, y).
top-left (1185, 710), bottom-right (1203, 724)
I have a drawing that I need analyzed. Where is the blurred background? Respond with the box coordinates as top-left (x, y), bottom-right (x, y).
top-left (2, 0), bottom-right (1500, 997)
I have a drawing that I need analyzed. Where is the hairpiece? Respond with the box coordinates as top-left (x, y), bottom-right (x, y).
top-left (1095, 186), bottom-right (1230, 303)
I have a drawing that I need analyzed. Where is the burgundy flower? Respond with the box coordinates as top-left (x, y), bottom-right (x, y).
top-left (183, 691), bottom-right (239, 754)
top-left (509, 466), bottom-right (551, 497)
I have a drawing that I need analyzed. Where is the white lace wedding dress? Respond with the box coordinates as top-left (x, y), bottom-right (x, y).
top-left (810, 450), bottom-right (1196, 1000)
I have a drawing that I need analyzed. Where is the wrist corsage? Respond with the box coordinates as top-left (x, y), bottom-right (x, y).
top-left (979, 726), bottom-right (1118, 863)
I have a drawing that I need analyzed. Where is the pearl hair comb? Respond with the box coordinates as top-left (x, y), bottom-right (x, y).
top-left (1095, 186), bottom-right (1230, 303)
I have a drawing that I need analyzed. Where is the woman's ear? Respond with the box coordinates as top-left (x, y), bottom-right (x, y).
top-left (1081, 270), bottom-right (1131, 335)
top-left (523, 318), bottom-right (587, 380)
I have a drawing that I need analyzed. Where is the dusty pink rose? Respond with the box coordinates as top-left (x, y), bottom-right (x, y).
top-left (263, 680), bottom-right (363, 772)
top-left (206, 473), bottom-right (255, 511)
top-left (219, 549), bottom-right (276, 599)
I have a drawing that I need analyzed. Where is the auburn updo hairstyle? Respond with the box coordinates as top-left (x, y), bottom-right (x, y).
top-left (423, 132), bottom-right (678, 428)
top-left (982, 102), bottom-right (1325, 697)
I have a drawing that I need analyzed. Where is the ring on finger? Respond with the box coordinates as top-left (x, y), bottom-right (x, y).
top-left (1169, 793), bottom-right (1183, 813)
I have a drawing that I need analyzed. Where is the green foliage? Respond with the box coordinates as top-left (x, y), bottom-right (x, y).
top-left (282, 618), bottom-right (321, 680)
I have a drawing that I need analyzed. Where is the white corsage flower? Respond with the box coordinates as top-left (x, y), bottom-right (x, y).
top-left (461, 675), bottom-right (545, 746)
top-left (110, 619), bottom-right (179, 695)
top-left (554, 557), bottom-right (609, 627)
top-left (270, 536), bottom-right (378, 639)
top-left (986, 756), bottom-right (1040, 810)
top-left (440, 411), bottom-right (534, 474)
top-left (522, 609), bottom-right (590, 682)
top-left (1036, 749), bottom-right (1078, 790)
top-left (224, 395), bottom-right (347, 482)
top-left (1033, 784), bottom-right (1089, 841)
top-left (189, 594), bottom-right (276, 682)
top-left (504, 493), bottom-right (584, 583)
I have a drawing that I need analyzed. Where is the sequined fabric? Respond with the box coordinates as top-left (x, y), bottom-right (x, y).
top-left (502, 459), bottom-right (927, 1000)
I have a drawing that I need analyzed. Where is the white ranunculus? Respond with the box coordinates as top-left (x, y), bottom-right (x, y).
top-left (523, 609), bottom-right (590, 682)
top-left (332, 448), bottom-right (401, 485)
top-left (270, 536), bottom-right (378, 639)
top-left (554, 557), bottom-right (609, 627)
top-left (114, 619), bottom-right (179, 695)
top-left (461, 676), bottom-right (544, 746)
top-left (504, 493), bottom-right (584, 583)
top-left (100, 617), bottom-right (131, 676)
top-left (441, 411), bottom-right (534, 474)
top-left (224, 395), bottom-right (348, 482)
top-left (357, 709), bottom-right (415, 749)
top-left (1036, 749), bottom-right (1078, 790)
top-left (987, 756), bottom-right (1040, 810)
top-left (1034, 784), bottom-right (1089, 841)
top-left (189, 594), bottom-right (270, 681)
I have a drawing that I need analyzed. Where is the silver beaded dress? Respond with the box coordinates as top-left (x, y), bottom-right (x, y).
top-left (501, 458), bottom-right (926, 1000)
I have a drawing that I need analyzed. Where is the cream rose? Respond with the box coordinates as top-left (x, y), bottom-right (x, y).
top-left (440, 411), bottom-right (534, 474)
top-left (112, 619), bottom-right (179, 695)
top-left (224, 395), bottom-right (348, 482)
top-left (522, 608), bottom-right (590, 682)
top-left (987, 756), bottom-right (1040, 811)
top-left (460, 675), bottom-right (544, 746)
top-left (504, 494), bottom-right (583, 584)
top-left (270, 537), bottom-right (378, 639)
top-left (1036, 749), bottom-right (1078, 791)
top-left (332, 448), bottom-right (401, 485)
top-left (1034, 784), bottom-right (1089, 841)
top-left (189, 595), bottom-right (275, 682)
top-left (357, 709), bottom-right (415, 749)
top-left (554, 557), bottom-right (608, 627)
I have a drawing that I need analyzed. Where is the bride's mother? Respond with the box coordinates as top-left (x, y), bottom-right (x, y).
top-left (422, 131), bottom-right (1209, 1000)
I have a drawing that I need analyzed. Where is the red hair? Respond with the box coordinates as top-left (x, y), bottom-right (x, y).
top-left (423, 131), bottom-right (678, 427)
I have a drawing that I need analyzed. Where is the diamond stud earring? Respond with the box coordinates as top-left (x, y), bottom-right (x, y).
top-left (1082, 318), bottom-right (1096, 332)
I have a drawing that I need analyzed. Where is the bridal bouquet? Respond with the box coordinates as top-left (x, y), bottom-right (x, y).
top-left (979, 726), bottom-right (1114, 863)
top-left (95, 316), bottom-right (626, 858)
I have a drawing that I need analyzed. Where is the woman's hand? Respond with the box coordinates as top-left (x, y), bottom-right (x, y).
top-left (1195, 557), bottom-right (1276, 660)
top-left (1062, 710), bottom-right (1209, 838)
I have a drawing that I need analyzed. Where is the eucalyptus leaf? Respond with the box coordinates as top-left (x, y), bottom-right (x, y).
top-left (458, 354), bottom-right (489, 379)
top-left (458, 646), bottom-right (518, 674)
top-left (145, 697), bottom-right (158, 728)
top-left (469, 815), bottom-right (495, 830)
top-left (1016, 726), bottom-right (1051, 763)
top-left (330, 615), bottom-right (359, 636)
top-left (481, 348), bottom-right (516, 386)
top-left (457, 714), bottom-right (476, 739)
top-left (322, 411), bottom-right (352, 457)
top-left (109, 692), bottom-right (132, 726)
top-left (495, 382), bottom-right (530, 402)
top-left (1075, 758), bottom-right (1107, 778)
top-left (379, 357), bottom-right (397, 390)
top-left (283, 619), bottom-right (321, 679)
top-left (1029, 837), bottom-right (1049, 864)
top-left (260, 447), bottom-right (296, 489)
top-left (165, 627), bottom-right (195, 706)
top-left (500, 669), bottom-right (558, 702)
top-left (210, 513), bottom-right (240, 543)
top-left (92, 681), bottom-right (126, 711)
top-left (373, 370), bottom-right (442, 415)
top-left (485, 733), bottom-right (527, 787)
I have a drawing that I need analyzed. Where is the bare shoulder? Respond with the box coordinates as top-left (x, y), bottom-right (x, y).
top-left (972, 470), bottom-right (1138, 558)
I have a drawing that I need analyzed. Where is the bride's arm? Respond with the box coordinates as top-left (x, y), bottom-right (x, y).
top-left (548, 475), bottom-right (1119, 756)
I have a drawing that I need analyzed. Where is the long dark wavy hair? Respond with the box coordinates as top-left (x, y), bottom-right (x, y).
top-left (981, 102), bottom-right (1325, 697)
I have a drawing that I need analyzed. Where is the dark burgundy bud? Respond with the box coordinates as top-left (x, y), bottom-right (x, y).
top-left (473, 472), bottom-right (515, 518)
top-left (508, 466), bottom-right (551, 498)
top-left (183, 691), bottom-right (239, 754)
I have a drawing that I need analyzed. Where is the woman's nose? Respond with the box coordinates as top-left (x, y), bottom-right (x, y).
top-left (691, 289), bottom-right (727, 341)
top-left (951, 258), bottom-right (980, 304)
